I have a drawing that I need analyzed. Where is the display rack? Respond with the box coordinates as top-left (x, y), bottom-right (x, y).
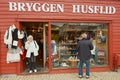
top-left (58, 42), bottom-right (79, 68)
top-left (95, 29), bottom-right (108, 65)
top-left (57, 28), bottom-right (80, 68)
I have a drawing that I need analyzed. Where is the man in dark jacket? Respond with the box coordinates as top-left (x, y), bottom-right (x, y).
top-left (77, 32), bottom-right (93, 78)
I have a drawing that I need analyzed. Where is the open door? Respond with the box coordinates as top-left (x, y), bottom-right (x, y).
top-left (20, 22), bottom-right (49, 74)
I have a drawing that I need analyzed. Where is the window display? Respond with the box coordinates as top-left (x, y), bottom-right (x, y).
top-left (51, 23), bottom-right (108, 69)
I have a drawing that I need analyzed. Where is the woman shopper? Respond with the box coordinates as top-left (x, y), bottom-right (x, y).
top-left (25, 35), bottom-right (39, 73)
top-left (76, 32), bottom-right (93, 78)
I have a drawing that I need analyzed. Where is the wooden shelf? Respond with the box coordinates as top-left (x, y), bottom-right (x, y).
top-left (60, 48), bottom-right (76, 50)
top-left (61, 54), bottom-right (77, 56)
top-left (59, 43), bottom-right (77, 45)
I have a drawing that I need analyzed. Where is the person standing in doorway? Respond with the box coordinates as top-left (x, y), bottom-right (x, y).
top-left (76, 32), bottom-right (93, 78)
top-left (25, 35), bottom-right (39, 73)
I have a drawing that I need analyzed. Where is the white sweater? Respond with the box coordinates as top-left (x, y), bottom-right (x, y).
top-left (25, 40), bottom-right (39, 58)
top-left (4, 24), bottom-right (24, 46)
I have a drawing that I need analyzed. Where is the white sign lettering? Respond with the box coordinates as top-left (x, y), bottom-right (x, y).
top-left (9, 2), bottom-right (64, 12)
top-left (73, 5), bottom-right (116, 14)
top-left (8, 2), bottom-right (116, 14)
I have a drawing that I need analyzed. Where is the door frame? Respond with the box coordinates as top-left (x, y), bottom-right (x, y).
top-left (16, 20), bottom-right (52, 74)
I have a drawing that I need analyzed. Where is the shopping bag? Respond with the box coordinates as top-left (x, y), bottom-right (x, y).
top-left (21, 49), bottom-right (26, 60)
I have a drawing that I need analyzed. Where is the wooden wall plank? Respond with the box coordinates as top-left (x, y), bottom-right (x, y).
top-left (0, 0), bottom-right (120, 74)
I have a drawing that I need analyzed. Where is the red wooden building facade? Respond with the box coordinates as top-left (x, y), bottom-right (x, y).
top-left (0, 0), bottom-right (120, 75)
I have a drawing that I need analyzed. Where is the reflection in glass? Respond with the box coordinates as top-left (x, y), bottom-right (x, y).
top-left (51, 22), bottom-right (108, 69)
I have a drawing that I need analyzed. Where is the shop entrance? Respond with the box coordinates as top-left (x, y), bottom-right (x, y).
top-left (20, 22), bottom-right (49, 74)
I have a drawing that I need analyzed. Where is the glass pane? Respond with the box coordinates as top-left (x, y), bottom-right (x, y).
top-left (51, 22), bottom-right (108, 69)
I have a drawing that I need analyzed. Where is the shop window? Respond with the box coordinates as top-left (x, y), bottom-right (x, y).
top-left (51, 22), bottom-right (108, 69)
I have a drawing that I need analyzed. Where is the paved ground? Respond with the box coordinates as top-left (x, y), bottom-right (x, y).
top-left (0, 72), bottom-right (120, 80)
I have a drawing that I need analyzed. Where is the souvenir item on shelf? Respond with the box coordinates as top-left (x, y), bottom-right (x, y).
top-left (97, 50), bottom-right (105, 57)
top-left (96, 49), bottom-right (105, 65)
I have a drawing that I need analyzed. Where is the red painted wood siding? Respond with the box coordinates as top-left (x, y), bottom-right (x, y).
top-left (0, 0), bottom-right (120, 74)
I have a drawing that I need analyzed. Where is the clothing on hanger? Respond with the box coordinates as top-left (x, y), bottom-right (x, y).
top-left (4, 24), bottom-right (24, 49)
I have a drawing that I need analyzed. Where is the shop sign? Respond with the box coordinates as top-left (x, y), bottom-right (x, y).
top-left (72, 5), bottom-right (116, 14)
top-left (9, 2), bottom-right (116, 14)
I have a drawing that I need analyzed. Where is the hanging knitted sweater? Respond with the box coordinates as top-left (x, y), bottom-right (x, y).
top-left (4, 24), bottom-right (24, 49)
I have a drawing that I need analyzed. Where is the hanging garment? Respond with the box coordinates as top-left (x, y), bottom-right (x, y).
top-left (4, 24), bottom-right (24, 49)
top-left (100, 35), bottom-right (106, 43)
top-left (11, 28), bottom-right (18, 48)
top-left (22, 30), bottom-right (27, 47)
top-left (7, 47), bottom-right (22, 63)
top-left (51, 40), bottom-right (57, 55)
top-left (91, 40), bottom-right (96, 55)
top-left (21, 49), bottom-right (27, 60)
top-left (4, 26), bottom-right (13, 45)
